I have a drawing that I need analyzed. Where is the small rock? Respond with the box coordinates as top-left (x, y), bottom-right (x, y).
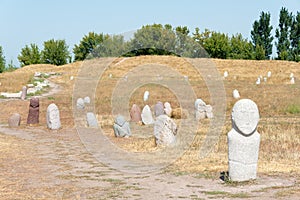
top-left (84, 96), bottom-right (91, 104)
top-left (164, 102), bottom-right (172, 117)
top-left (256, 78), bottom-right (261, 85)
top-left (154, 101), bottom-right (164, 117)
top-left (154, 115), bottom-right (177, 146)
top-left (86, 112), bottom-right (98, 128)
top-left (76, 98), bottom-right (85, 109)
top-left (143, 91), bottom-right (149, 102)
top-left (130, 104), bottom-right (142, 122)
top-left (8, 113), bottom-right (21, 127)
top-left (113, 115), bottom-right (131, 137)
top-left (291, 77), bottom-right (295, 84)
top-left (34, 72), bottom-right (41, 77)
top-left (224, 71), bottom-right (228, 78)
top-left (205, 105), bottom-right (214, 119)
top-left (233, 89), bottom-right (240, 99)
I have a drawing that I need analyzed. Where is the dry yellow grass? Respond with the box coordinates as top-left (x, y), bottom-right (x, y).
top-left (0, 56), bottom-right (299, 175)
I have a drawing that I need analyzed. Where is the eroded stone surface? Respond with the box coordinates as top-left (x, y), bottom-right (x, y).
top-left (86, 112), bottom-right (98, 128)
top-left (143, 91), bottom-right (149, 102)
top-left (228, 99), bottom-right (260, 182)
top-left (164, 102), bottom-right (172, 117)
top-left (76, 98), bottom-right (85, 110)
top-left (46, 103), bottom-right (61, 130)
top-left (113, 115), bottom-right (131, 137)
top-left (141, 105), bottom-right (154, 125)
top-left (130, 104), bottom-right (142, 122)
top-left (21, 86), bottom-right (27, 100)
top-left (233, 89), bottom-right (240, 99)
top-left (195, 99), bottom-right (206, 120)
top-left (154, 101), bottom-right (164, 117)
top-left (154, 115), bottom-right (177, 146)
top-left (8, 113), bottom-right (21, 127)
top-left (27, 97), bottom-right (39, 125)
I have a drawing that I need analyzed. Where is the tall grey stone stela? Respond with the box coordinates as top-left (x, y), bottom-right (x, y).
top-left (228, 99), bottom-right (260, 182)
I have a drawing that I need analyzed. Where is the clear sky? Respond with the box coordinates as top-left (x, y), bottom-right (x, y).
top-left (0, 0), bottom-right (299, 66)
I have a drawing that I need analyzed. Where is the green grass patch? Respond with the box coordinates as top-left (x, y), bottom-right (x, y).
top-left (285, 104), bottom-right (300, 114)
top-left (47, 96), bottom-right (55, 100)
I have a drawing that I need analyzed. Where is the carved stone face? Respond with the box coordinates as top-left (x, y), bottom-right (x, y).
top-left (232, 99), bottom-right (259, 136)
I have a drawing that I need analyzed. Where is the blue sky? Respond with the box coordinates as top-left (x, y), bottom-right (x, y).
top-left (0, 0), bottom-right (299, 66)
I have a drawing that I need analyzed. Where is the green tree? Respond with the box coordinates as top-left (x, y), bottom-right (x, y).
top-left (90, 34), bottom-right (129, 58)
top-left (290, 12), bottom-right (300, 62)
top-left (201, 31), bottom-right (230, 59)
top-left (251, 11), bottom-right (274, 59)
top-left (42, 39), bottom-right (70, 65)
top-left (0, 46), bottom-right (5, 73)
top-left (229, 33), bottom-right (254, 59)
top-left (129, 24), bottom-right (177, 55)
top-left (73, 32), bottom-right (109, 61)
top-left (18, 43), bottom-right (41, 67)
top-left (254, 45), bottom-right (265, 60)
top-left (275, 7), bottom-right (293, 60)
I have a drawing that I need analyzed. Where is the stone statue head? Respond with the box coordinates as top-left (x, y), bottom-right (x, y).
top-left (231, 99), bottom-right (259, 136)
top-left (30, 97), bottom-right (39, 108)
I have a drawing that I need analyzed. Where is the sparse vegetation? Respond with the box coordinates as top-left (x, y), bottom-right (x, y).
top-left (285, 104), bottom-right (300, 114)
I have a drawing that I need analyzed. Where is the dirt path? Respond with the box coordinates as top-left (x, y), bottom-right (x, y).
top-left (0, 126), bottom-right (299, 200)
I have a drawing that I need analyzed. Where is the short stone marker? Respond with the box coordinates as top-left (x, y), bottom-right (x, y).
top-left (46, 103), bottom-right (61, 130)
top-left (263, 77), bottom-right (267, 82)
top-left (291, 77), bottom-right (295, 84)
top-left (164, 102), bottom-right (172, 117)
top-left (76, 98), bottom-right (85, 109)
top-left (228, 99), bottom-right (260, 182)
top-left (184, 75), bottom-right (189, 81)
top-left (256, 77), bottom-right (261, 85)
top-left (84, 96), bottom-right (91, 104)
top-left (113, 115), bottom-right (131, 137)
top-left (141, 105), bottom-right (154, 125)
top-left (143, 91), bottom-right (149, 102)
top-left (205, 105), bottom-right (214, 119)
top-left (233, 89), bottom-right (240, 99)
top-left (21, 86), bottom-right (27, 100)
top-left (27, 97), bottom-right (39, 125)
top-left (154, 115), bottom-right (177, 146)
top-left (195, 98), bottom-right (206, 120)
top-left (130, 104), bottom-right (142, 122)
top-left (8, 113), bottom-right (21, 127)
top-left (70, 76), bottom-right (74, 80)
top-left (224, 71), bottom-right (228, 78)
top-left (34, 72), bottom-right (41, 77)
top-left (267, 71), bottom-right (271, 78)
top-left (154, 101), bottom-right (164, 117)
top-left (86, 112), bottom-right (98, 128)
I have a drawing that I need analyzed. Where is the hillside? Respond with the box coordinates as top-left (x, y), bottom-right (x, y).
top-left (0, 56), bottom-right (299, 175)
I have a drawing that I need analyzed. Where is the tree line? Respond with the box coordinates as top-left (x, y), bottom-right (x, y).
top-left (0, 7), bottom-right (299, 72)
